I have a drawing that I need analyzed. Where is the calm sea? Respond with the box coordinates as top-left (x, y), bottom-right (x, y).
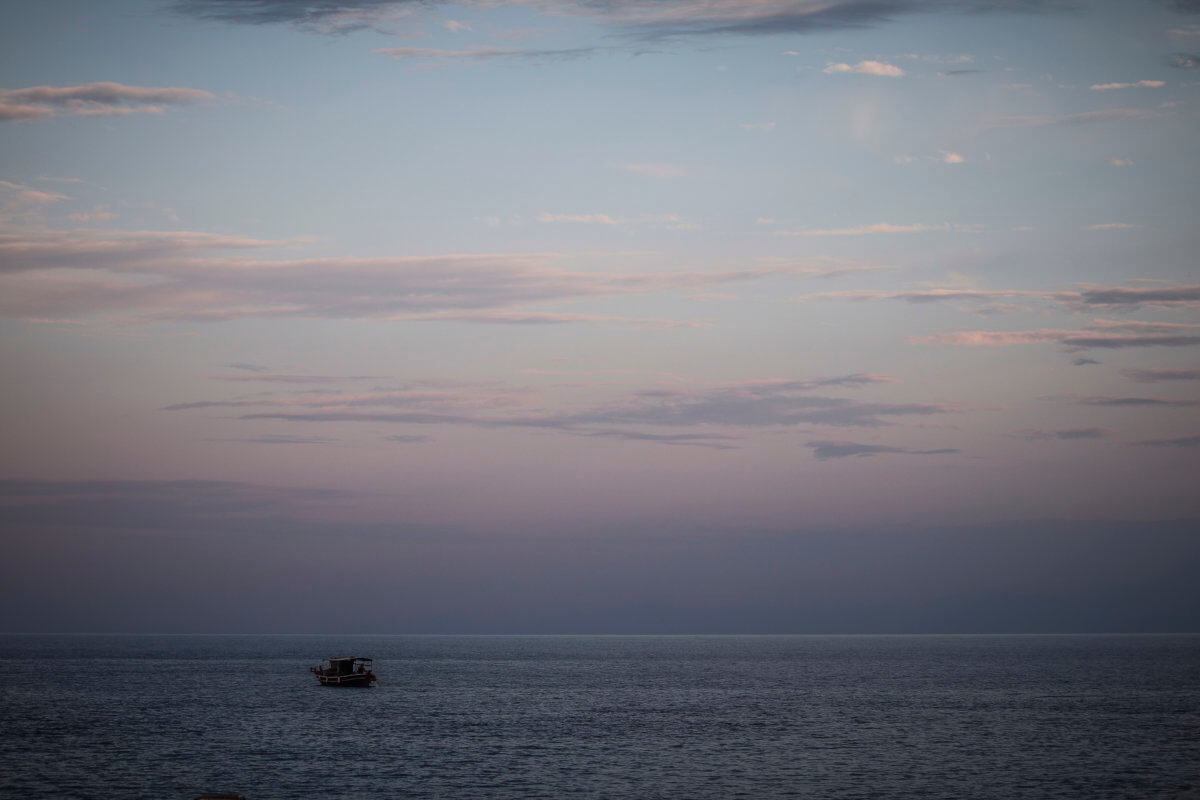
top-left (1, 635), bottom-right (1198, 798)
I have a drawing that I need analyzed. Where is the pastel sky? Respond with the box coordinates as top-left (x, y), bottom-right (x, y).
top-left (1, 0), bottom-right (1198, 632)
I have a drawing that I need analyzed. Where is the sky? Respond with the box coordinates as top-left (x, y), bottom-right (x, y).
top-left (1, 0), bottom-right (1198, 633)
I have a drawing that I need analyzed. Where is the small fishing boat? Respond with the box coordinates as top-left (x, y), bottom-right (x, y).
top-left (311, 656), bottom-right (377, 687)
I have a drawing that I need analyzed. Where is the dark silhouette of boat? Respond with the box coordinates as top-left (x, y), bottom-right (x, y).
top-left (311, 656), bottom-right (377, 687)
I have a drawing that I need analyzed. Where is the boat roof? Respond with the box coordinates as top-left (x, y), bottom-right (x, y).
top-left (327, 655), bottom-right (372, 662)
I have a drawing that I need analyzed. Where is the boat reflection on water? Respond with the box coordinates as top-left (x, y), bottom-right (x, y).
top-left (311, 656), bottom-right (377, 687)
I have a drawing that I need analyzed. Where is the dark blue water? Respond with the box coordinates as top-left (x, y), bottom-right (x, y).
top-left (1, 635), bottom-right (1198, 798)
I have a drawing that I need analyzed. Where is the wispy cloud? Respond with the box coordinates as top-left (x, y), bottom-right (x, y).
top-left (1076, 285), bottom-right (1200, 306)
top-left (208, 433), bottom-right (341, 445)
top-left (806, 440), bottom-right (959, 460)
top-left (1121, 368), bottom-right (1200, 383)
top-left (0, 180), bottom-right (70, 214)
top-left (1084, 319), bottom-right (1200, 334)
top-left (0, 102), bottom-right (54, 123)
top-left (66, 207), bottom-right (118, 223)
top-left (385, 434), bottom-right (432, 443)
top-left (1129, 435), bottom-right (1200, 448)
top-left (726, 373), bottom-right (898, 392)
top-left (0, 83), bottom-right (214, 123)
top-left (166, 385), bottom-right (519, 413)
top-left (600, 0), bottom-right (1064, 41)
top-left (577, 429), bottom-right (740, 449)
top-left (536, 212), bottom-right (698, 229)
top-left (797, 287), bottom-right (1062, 309)
top-left (1013, 427), bottom-right (1112, 441)
top-left (241, 397), bottom-right (951, 431)
top-left (780, 222), bottom-right (951, 237)
top-left (823, 60), bottom-right (905, 77)
top-left (387, 310), bottom-right (705, 328)
top-left (172, 0), bottom-right (1068, 42)
top-left (172, 0), bottom-right (422, 33)
top-left (0, 477), bottom-right (347, 525)
top-left (914, 328), bottom-right (1200, 351)
top-left (1090, 80), bottom-right (1165, 90)
top-left (536, 213), bottom-right (619, 225)
top-left (373, 46), bottom-right (597, 64)
top-left (758, 257), bottom-right (897, 280)
top-left (1078, 395), bottom-right (1200, 408)
top-left (892, 152), bottom-right (969, 166)
top-left (1086, 222), bottom-right (1138, 230)
top-left (209, 373), bottom-right (385, 384)
top-left (1168, 53), bottom-right (1199, 69)
top-left (0, 228), bottom-right (817, 324)
top-left (800, 284), bottom-right (1200, 312)
top-left (167, 372), bottom-right (947, 446)
top-left (0, 229), bottom-right (289, 273)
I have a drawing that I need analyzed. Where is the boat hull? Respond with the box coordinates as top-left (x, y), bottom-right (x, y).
top-left (315, 673), bottom-right (375, 687)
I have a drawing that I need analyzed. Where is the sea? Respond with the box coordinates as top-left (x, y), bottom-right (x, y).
top-left (1, 634), bottom-right (1198, 799)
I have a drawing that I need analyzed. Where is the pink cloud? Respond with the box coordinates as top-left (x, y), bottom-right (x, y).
top-left (823, 60), bottom-right (905, 77)
top-left (0, 228), bottom-right (817, 324)
top-left (801, 284), bottom-right (1200, 312)
top-left (0, 103), bottom-right (55, 122)
top-left (913, 327), bottom-right (1200, 350)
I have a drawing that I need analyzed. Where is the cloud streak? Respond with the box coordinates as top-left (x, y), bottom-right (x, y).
top-left (1078, 396), bottom-right (1200, 408)
top-left (1014, 427), bottom-right (1111, 441)
top-left (806, 440), bottom-right (959, 460)
top-left (801, 285), bottom-right (1200, 312)
top-left (1089, 80), bottom-right (1165, 90)
top-left (1121, 368), bottom-right (1200, 383)
top-left (536, 212), bottom-right (697, 229)
top-left (0, 228), bottom-right (810, 324)
top-left (781, 222), bottom-right (951, 237)
top-left (1130, 435), bottom-right (1200, 448)
top-left (577, 429), bottom-right (741, 449)
top-left (0, 83), bottom-right (214, 123)
top-left (208, 434), bottom-right (341, 445)
top-left (172, 0), bottom-right (1073, 42)
top-left (1077, 285), bottom-right (1200, 306)
top-left (171, 0), bottom-right (421, 32)
top-left (165, 372), bottom-right (948, 449)
top-left (823, 60), bottom-right (905, 76)
top-left (374, 46), bottom-right (598, 64)
top-left (913, 329), bottom-right (1200, 351)
top-left (0, 477), bottom-right (346, 526)
top-left (0, 229), bottom-right (289, 273)
top-left (209, 373), bottom-right (386, 384)
top-left (1, 181), bottom-right (70, 214)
